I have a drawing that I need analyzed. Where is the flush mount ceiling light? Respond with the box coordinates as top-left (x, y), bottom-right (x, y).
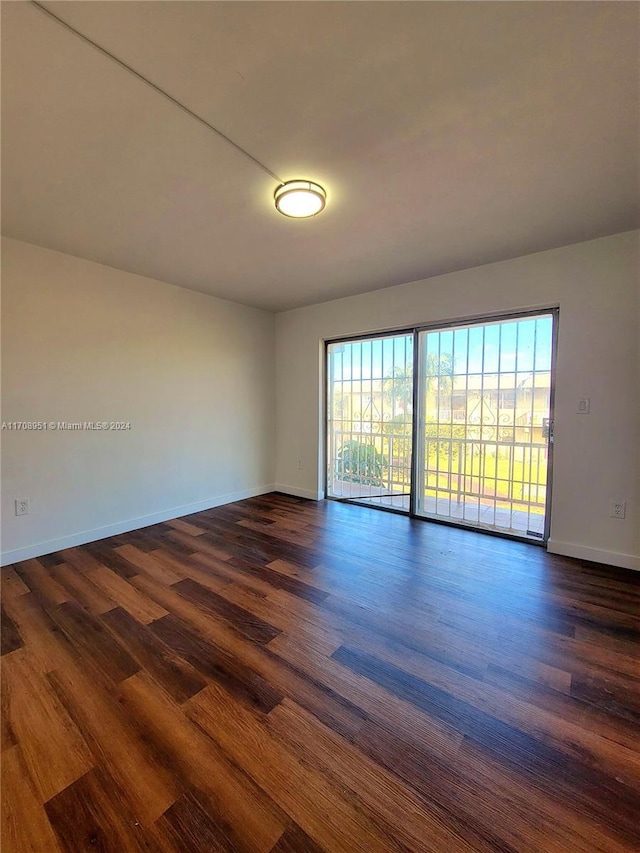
top-left (274, 180), bottom-right (327, 218)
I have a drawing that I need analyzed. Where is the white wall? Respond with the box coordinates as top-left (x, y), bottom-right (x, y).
top-left (275, 231), bottom-right (640, 570)
top-left (1, 238), bottom-right (276, 564)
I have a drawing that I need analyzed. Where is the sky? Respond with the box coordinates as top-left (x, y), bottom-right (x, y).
top-left (328, 315), bottom-right (554, 381)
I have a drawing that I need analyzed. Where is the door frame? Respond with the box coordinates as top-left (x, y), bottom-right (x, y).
top-left (323, 307), bottom-right (559, 545)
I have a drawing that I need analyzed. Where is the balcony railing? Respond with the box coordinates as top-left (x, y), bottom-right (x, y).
top-left (330, 433), bottom-right (547, 510)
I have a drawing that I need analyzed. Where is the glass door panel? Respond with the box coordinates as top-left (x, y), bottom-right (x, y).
top-left (415, 313), bottom-right (555, 539)
top-left (327, 333), bottom-right (413, 511)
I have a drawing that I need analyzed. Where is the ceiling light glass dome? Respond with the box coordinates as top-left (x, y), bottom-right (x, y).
top-left (274, 180), bottom-right (326, 218)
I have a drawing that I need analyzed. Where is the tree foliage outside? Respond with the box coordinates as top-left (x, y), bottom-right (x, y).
top-left (382, 414), bottom-right (413, 478)
top-left (336, 439), bottom-right (387, 486)
top-left (383, 365), bottom-right (414, 414)
top-left (425, 351), bottom-right (453, 396)
top-left (382, 353), bottom-right (454, 417)
top-left (425, 420), bottom-right (467, 459)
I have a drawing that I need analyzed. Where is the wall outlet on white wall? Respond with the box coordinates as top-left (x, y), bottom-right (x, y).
top-left (609, 500), bottom-right (626, 519)
top-left (15, 498), bottom-right (30, 516)
top-left (297, 460), bottom-right (303, 470)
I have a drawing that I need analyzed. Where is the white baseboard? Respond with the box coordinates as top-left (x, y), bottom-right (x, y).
top-left (0, 484), bottom-right (277, 566)
top-left (275, 484), bottom-right (324, 501)
top-left (546, 539), bottom-right (639, 571)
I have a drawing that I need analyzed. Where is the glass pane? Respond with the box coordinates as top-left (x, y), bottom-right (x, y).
top-left (416, 314), bottom-right (554, 540)
top-left (327, 333), bottom-right (413, 512)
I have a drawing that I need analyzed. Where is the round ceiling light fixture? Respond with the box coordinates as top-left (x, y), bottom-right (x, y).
top-left (274, 180), bottom-right (326, 218)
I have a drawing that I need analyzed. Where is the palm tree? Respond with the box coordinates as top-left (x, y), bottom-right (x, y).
top-left (382, 353), bottom-right (453, 414)
top-left (383, 365), bottom-right (414, 415)
top-left (382, 354), bottom-right (453, 481)
top-left (425, 352), bottom-right (453, 397)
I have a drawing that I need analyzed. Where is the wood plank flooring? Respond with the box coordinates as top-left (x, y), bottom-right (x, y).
top-left (2, 492), bottom-right (640, 852)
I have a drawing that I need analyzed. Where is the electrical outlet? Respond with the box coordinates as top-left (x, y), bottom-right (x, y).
top-left (15, 498), bottom-right (30, 516)
top-left (577, 397), bottom-right (590, 414)
top-left (297, 460), bottom-right (303, 470)
top-left (610, 500), bottom-right (626, 519)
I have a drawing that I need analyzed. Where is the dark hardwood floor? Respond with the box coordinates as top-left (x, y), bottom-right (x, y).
top-left (2, 493), bottom-right (639, 852)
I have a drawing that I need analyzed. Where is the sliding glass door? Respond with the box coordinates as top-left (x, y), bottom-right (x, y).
top-left (326, 333), bottom-right (413, 511)
top-left (326, 310), bottom-right (557, 541)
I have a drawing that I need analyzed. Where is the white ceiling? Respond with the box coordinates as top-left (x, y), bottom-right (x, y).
top-left (2, 1), bottom-right (638, 312)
